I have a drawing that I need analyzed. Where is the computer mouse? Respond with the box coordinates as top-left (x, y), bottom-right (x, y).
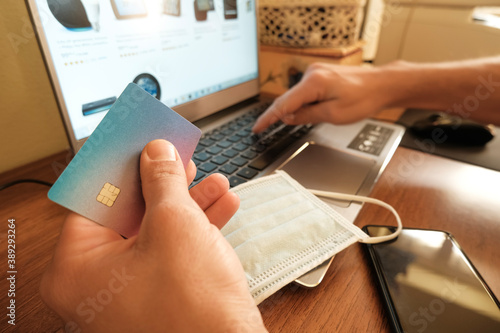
top-left (409, 113), bottom-right (495, 146)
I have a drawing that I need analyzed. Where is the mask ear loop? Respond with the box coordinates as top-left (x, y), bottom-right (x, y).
top-left (307, 190), bottom-right (402, 244)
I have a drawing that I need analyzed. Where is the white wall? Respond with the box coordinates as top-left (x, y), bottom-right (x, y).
top-left (375, 2), bottom-right (500, 64)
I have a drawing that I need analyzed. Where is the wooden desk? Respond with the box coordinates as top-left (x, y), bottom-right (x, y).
top-left (1, 146), bottom-right (499, 332)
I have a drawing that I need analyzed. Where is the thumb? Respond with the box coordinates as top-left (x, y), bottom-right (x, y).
top-left (140, 139), bottom-right (189, 209)
top-left (137, 140), bottom-right (208, 251)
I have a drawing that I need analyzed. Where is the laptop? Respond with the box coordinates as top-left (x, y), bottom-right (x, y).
top-left (26, 0), bottom-right (405, 287)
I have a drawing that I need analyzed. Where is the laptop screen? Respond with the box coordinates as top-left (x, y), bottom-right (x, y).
top-left (27, 0), bottom-right (259, 150)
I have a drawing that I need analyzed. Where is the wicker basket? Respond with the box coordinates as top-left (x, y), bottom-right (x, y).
top-left (259, 0), bottom-right (366, 48)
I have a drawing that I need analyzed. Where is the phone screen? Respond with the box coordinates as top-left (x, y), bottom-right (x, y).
top-left (364, 226), bottom-right (500, 333)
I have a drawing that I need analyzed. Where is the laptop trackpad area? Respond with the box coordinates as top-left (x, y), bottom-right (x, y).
top-left (279, 143), bottom-right (376, 208)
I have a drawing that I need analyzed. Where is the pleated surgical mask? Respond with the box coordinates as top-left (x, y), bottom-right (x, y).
top-left (221, 171), bottom-right (402, 304)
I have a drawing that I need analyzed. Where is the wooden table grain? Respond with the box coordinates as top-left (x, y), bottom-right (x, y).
top-left (1, 146), bottom-right (499, 332)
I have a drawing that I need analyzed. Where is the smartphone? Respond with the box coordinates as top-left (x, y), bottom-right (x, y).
top-left (363, 226), bottom-right (500, 333)
top-left (223, 0), bottom-right (237, 19)
top-left (193, 0), bottom-right (207, 21)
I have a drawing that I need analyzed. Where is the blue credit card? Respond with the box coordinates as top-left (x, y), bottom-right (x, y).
top-left (49, 83), bottom-right (201, 237)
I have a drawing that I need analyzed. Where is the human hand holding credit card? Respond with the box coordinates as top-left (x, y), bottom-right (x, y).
top-left (42, 86), bottom-right (257, 332)
top-left (48, 83), bottom-right (202, 237)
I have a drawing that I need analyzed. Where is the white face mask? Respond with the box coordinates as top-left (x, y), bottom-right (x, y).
top-left (221, 171), bottom-right (402, 304)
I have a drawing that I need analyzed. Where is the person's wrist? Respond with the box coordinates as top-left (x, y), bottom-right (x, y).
top-left (372, 60), bottom-right (416, 110)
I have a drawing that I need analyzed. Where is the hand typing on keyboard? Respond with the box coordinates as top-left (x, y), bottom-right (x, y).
top-left (192, 105), bottom-right (312, 188)
top-left (252, 63), bottom-right (389, 134)
top-left (253, 59), bottom-right (500, 133)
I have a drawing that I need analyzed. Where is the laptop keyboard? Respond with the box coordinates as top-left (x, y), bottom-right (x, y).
top-left (191, 103), bottom-right (313, 188)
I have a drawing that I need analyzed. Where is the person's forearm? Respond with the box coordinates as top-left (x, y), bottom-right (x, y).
top-left (377, 57), bottom-right (500, 125)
